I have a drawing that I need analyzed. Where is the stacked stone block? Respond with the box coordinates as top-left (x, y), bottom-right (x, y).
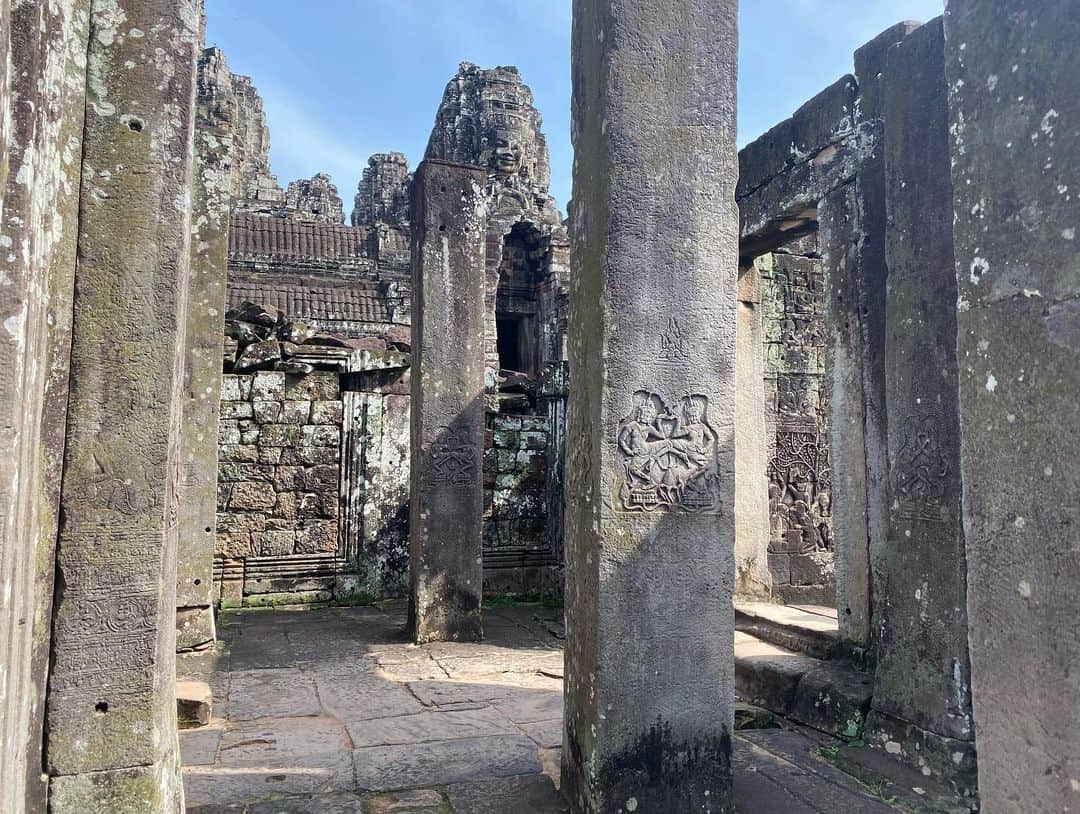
top-left (482, 413), bottom-right (552, 595)
top-left (216, 371), bottom-right (343, 603)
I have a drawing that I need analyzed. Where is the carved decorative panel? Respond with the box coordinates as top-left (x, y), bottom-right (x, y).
top-left (614, 390), bottom-right (722, 513)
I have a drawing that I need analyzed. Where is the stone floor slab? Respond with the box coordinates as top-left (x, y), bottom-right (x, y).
top-left (217, 716), bottom-right (352, 766)
top-left (181, 726), bottom-right (223, 766)
top-left (352, 734), bottom-right (542, 790)
top-left (363, 788), bottom-right (448, 813)
top-left (347, 706), bottom-right (517, 748)
top-left (184, 753), bottom-right (357, 808)
top-left (307, 662), bottom-right (425, 721)
top-left (246, 791), bottom-right (367, 813)
top-left (445, 774), bottom-right (568, 813)
top-left (228, 668), bottom-right (320, 721)
top-left (518, 718), bottom-right (562, 749)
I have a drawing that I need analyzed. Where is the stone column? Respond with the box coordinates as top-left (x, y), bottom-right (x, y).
top-left (867, 18), bottom-right (976, 795)
top-left (175, 47), bottom-right (233, 652)
top-left (563, 0), bottom-right (739, 811)
top-left (735, 264), bottom-right (771, 598)
top-left (45, 1), bottom-right (202, 811)
top-left (408, 159), bottom-right (487, 644)
top-left (0, 3), bottom-right (89, 811)
top-left (946, 1), bottom-right (1080, 808)
top-left (819, 182), bottom-right (873, 646)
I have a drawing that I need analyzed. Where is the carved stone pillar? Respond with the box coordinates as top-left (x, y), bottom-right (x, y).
top-left (867, 18), bottom-right (976, 795)
top-left (0, 3), bottom-right (89, 811)
top-left (408, 159), bottom-right (487, 643)
top-left (946, 0), bottom-right (1080, 808)
top-left (175, 47), bottom-right (233, 652)
top-left (45, 1), bottom-right (202, 810)
top-left (563, 0), bottom-right (739, 810)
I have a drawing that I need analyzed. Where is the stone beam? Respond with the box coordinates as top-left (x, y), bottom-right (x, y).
top-left (564, 0), bottom-right (739, 810)
top-left (44, 1), bottom-right (202, 810)
top-left (0, 3), bottom-right (89, 812)
top-left (408, 159), bottom-right (487, 644)
top-left (867, 18), bottom-right (977, 795)
top-left (946, 0), bottom-right (1080, 808)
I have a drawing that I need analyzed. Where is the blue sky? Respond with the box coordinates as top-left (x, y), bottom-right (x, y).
top-left (206, 0), bottom-right (945, 214)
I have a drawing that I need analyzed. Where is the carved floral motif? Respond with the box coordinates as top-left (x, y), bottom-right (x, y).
top-left (429, 426), bottom-right (476, 486)
top-left (895, 414), bottom-right (950, 518)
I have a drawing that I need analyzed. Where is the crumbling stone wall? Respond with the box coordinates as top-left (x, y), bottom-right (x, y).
top-left (216, 370), bottom-right (342, 605)
top-left (759, 241), bottom-right (835, 605)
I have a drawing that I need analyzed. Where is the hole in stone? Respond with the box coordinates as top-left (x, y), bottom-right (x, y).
top-left (194, 579), bottom-right (202, 586)
top-left (440, 185), bottom-right (447, 192)
top-left (205, 526), bottom-right (212, 533)
top-left (128, 118), bottom-right (143, 132)
top-left (845, 607), bottom-right (852, 615)
top-left (95, 701), bottom-right (109, 713)
top-left (438, 224), bottom-right (446, 232)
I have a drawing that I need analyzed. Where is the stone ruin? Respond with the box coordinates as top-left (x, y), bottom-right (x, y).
top-left (0, 0), bottom-right (1078, 812)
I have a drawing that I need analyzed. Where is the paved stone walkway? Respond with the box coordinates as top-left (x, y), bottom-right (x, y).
top-left (180, 604), bottom-right (915, 813)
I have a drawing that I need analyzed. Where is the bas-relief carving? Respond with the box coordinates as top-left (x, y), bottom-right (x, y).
top-left (894, 413), bottom-right (951, 521)
top-left (659, 317), bottom-right (690, 363)
top-left (768, 430), bottom-right (833, 553)
top-left (615, 390), bottom-right (722, 514)
top-left (429, 426), bottom-right (476, 486)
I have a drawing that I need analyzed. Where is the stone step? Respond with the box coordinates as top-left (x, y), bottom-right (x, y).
top-left (734, 631), bottom-right (873, 740)
top-left (735, 601), bottom-right (842, 660)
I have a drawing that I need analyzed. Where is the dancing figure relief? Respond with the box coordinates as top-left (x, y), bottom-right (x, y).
top-left (615, 390), bottom-right (721, 513)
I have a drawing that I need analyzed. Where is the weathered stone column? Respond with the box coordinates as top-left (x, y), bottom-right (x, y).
top-left (564, 0), bottom-right (739, 810)
top-left (819, 183), bottom-right (873, 644)
top-left (867, 18), bottom-right (976, 794)
top-left (408, 159), bottom-right (487, 643)
top-left (945, 1), bottom-right (1080, 808)
top-left (735, 264), bottom-right (772, 598)
top-left (175, 47), bottom-right (233, 652)
top-left (0, 3), bottom-right (89, 811)
top-left (45, 1), bottom-right (202, 810)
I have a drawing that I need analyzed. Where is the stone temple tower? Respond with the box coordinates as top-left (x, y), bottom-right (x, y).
top-left (420, 62), bottom-right (571, 596)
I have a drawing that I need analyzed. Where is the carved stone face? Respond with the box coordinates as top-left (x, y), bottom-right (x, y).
top-left (491, 137), bottom-right (523, 176)
top-left (636, 401), bottom-right (658, 424)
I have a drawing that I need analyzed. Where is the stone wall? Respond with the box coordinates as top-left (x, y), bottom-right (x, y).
top-left (216, 371), bottom-right (343, 605)
top-left (483, 413), bottom-right (557, 597)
